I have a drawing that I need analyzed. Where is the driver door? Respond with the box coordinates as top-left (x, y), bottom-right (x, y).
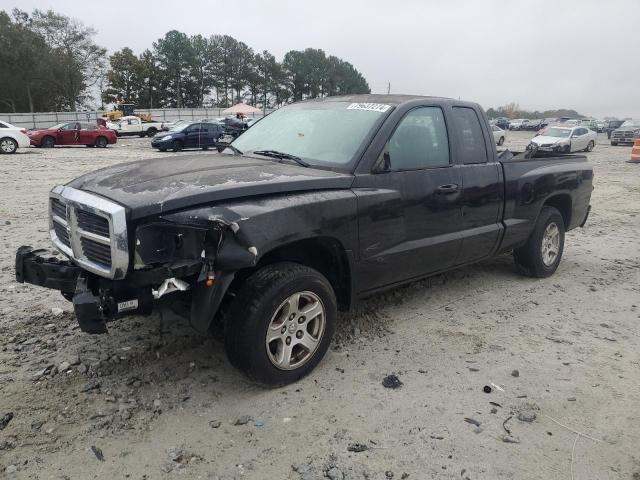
top-left (571, 128), bottom-right (588, 151)
top-left (353, 106), bottom-right (463, 291)
top-left (58, 123), bottom-right (78, 145)
top-left (184, 123), bottom-right (201, 148)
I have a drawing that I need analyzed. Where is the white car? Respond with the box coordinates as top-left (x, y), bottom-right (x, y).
top-left (0, 120), bottom-right (31, 154)
top-left (508, 119), bottom-right (527, 130)
top-left (530, 126), bottom-right (597, 153)
top-left (491, 125), bottom-right (506, 146)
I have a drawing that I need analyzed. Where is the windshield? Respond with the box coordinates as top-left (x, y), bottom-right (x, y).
top-left (621, 120), bottom-right (640, 128)
top-left (542, 128), bottom-right (571, 138)
top-left (231, 101), bottom-right (390, 168)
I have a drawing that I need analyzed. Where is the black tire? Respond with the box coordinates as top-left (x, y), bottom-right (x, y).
top-left (611, 141), bottom-right (618, 146)
top-left (42, 136), bottom-right (55, 148)
top-left (216, 145), bottom-right (225, 153)
top-left (224, 262), bottom-right (336, 386)
top-left (0, 137), bottom-right (18, 154)
top-left (562, 145), bottom-right (570, 154)
top-left (85, 144), bottom-right (95, 148)
top-left (95, 136), bottom-right (108, 148)
top-left (171, 140), bottom-right (183, 152)
top-left (159, 148), bottom-right (167, 152)
top-left (146, 127), bottom-right (157, 138)
top-left (498, 136), bottom-right (505, 146)
top-left (585, 140), bottom-right (594, 152)
top-left (514, 206), bottom-right (565, 278)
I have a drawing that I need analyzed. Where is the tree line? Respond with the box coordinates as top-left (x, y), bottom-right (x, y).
top-left (0, 9), bottom-right (370, 113)
top-left (486, 102), bottom-right (586, 120)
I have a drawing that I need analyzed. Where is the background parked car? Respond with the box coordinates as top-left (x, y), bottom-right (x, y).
top-left (604, 119), bottom-right (624, 139)
top-left (493, 117), bottom-right (510, 129)
top-left (530, 125), bottom-right (597, 153)
top-left (525, 119), bottom-right (543, 131)
top-left (508, 119), bottom-right (528, 130)
top-left (0, 120), bottom-right (31, 154)
top-left (27, 122), bottom-right (117, 148)
top-left (579, 119), bottom-right (599, 132)
top-left (610, 119), bottom-right (640, 146)
top-left (151, 121), bottom-right (225, 151)
top-left (491, 125), bottom-right (506, 146)
top-left (106, 116), bottom-right (164, 137)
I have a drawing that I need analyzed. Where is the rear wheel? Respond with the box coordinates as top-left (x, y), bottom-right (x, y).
top-left (146, 127), bottom-right (157, 138)
top-left (171, 140), bottom-right (183, 152)
top-left (224, 262), bottom-right (336, 386)
top-left (0, 137), bottom-right (18, 154)
top-left (95, 136), bottom-right (108, 148)
top-left (585, 140), bottom-right (595, 152)
top-left (514, 206), bottom-right (565, 278)
top-left (42, 136), bottom-right (55, 148)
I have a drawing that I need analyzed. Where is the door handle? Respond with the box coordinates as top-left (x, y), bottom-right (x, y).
top-left (436, 184), bottom-right (459, 194)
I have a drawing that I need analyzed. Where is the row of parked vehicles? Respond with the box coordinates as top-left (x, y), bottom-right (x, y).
top-left (0, 116), bottom-right (257, 154)
top-left (490, 116), bottom-right (640, 148)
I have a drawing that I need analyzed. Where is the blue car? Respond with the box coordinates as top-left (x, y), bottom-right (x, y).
top-left (151, 122), bottom-right (224, 152)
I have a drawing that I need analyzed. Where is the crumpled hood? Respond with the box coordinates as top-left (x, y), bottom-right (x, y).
top-left (66, 154), bottom-right (354, 220)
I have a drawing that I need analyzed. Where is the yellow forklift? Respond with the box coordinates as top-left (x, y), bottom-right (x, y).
top-left (106, 102), bottom-right (152, 122)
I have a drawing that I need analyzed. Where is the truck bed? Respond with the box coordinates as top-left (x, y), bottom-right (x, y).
top-left (497, 149), bottom-right (593, 254)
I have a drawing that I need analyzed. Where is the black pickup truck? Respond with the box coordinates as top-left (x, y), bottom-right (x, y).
top-left (16, 95), bottom-right (593, 386)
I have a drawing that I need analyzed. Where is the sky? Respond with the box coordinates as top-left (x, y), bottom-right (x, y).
top-left (2, 0), bottom-right (638, 118)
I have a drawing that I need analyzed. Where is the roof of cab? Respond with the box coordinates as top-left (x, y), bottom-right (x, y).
top-left (303, 93), bottom-right (457, 107)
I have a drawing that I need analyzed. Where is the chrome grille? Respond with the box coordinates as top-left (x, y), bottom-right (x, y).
top-left (53, 221), bottom-right (71, 248)
top-left (51, 198), bottom-right (66, 220)
top-left (77, 209), bottom-right (110, 236)
top-left (49, 186), bottom-right (129, 279)
top-left (80, 237), bottom-right (112, 267)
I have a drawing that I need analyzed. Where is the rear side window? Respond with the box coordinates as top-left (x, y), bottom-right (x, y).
top-left (452, 107), bottom-right (488, 164)
top-left (387, 107), bottom-right (450, 171)
top-left (0, 122), bottom-right (7, 128)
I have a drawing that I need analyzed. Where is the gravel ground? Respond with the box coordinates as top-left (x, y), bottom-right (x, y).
top-left (0, 132), bottom-right (639, 479)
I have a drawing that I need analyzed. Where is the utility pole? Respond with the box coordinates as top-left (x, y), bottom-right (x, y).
top-left (387, 82), bottom-right (391, 95)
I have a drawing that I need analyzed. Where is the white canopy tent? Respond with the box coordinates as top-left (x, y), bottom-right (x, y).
top-left (222, 103), bottom-right (262, 115)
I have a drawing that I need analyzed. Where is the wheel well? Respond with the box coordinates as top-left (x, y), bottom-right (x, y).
top-left (543, 194), bottom-right (572, 228)
top-left (245, 237), bottom-right (352, 311)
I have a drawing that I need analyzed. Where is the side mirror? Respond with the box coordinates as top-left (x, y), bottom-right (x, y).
top-left (374, 151), bottom-right (391, 173)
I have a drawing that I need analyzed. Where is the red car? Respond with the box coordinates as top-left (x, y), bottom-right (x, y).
top-left (28, 122), bottom-right (117, 148)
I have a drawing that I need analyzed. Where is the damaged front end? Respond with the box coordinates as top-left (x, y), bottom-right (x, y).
top-left (16, 202), bottom-right (259, 335)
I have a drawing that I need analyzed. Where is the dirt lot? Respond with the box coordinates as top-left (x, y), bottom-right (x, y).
top-left (1, 132), bottom-right (639, 479)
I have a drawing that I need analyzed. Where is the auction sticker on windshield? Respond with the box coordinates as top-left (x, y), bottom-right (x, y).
top-left (347, 103), bottom-right (391, 113)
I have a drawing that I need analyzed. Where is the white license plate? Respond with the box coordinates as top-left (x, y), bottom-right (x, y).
top-left (117, 299), bottom-right (139, 313)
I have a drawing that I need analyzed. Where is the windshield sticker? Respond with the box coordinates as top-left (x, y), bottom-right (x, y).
top-left (347, 103), bottom-right (391, 113)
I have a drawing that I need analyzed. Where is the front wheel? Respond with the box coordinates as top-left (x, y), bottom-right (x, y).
top-left (224, 262), bottom-right (336, 386)
top-left (42, 136), bottom-right (55, 148)
top-left (171, 140), bottom-right (183, 152)
top-left (0, 137), bottom-right (18, 154)
top-left (514, 206), bottom-right (565, 278)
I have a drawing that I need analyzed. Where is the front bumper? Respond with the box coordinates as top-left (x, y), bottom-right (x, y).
top-left (151, 138), bottom-right (172, 148)
top-left (611, 137), bottom-right (635, 144)
top-left (15, 246), bottom-right (212, 334)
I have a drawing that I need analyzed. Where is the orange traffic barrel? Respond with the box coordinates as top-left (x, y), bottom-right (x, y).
top-left (630, 139), bottom-right (640, 163)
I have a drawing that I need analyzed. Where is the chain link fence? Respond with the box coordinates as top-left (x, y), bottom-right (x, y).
top-left (0, 108), bottom-right (274, 129)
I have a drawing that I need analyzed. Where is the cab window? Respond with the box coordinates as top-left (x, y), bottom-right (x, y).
top-left (386, 107), bottom-right (450, 171)
top-left (452, 107), bottom-right (488, 164)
